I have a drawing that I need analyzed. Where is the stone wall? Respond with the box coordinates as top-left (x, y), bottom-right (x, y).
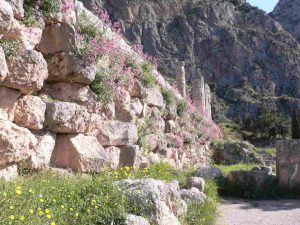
top-left (276, 140), bottom-right (300, 193)
top-left (0, 0), bottom-right (221, 180)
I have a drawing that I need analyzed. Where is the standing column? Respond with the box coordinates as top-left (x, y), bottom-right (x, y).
top-left (175, 61), bottom-right (187, 98)
top-left (205, 83), bottom-right (212, 119)
top-left (192, 75), bottom-right (205, 112)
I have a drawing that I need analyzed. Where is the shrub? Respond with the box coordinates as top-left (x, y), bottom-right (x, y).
top-left (76, 12), bottom-right (101, 40)
top-left (0, 172), bottom-right (129, 225)
top-left (292, 107), bottom-right (300, 139)
top-left (161, 87), bottom-right (175, 105)
top-left (140, 61), bottom-right (156, 87)
top-left (23, 0), bottom-right (60, 20)
top-left (177, 100), bottom-right (188, 116)
top-left (183, 180), bottom-right (219, 225)
top-left (0, 39), bottom-right (20, 59)
top-left (213, 163), bottom-right (259, 175)
top-left (90, 70), bottom-right (114, 104)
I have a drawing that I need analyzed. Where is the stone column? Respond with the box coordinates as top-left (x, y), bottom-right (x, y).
top-left (204, 84), bottom-right (212, 119)
top-left (192, 75), bottom-right (205, 112)
top-left (175, 61), bottom-right (186, 98)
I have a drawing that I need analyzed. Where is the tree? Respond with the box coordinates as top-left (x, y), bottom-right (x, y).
top-left (292, 108), bottom-right (300, 139)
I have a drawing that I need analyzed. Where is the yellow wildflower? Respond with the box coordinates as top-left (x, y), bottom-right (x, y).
top-left (39, 211), bottom-right (44, 216)
top-left (29, 189), bottom-right (33, 193)
top-left (51, 222), bottom-right (56, 225)
top-left (16, 190), bottom-right (21, 195)
top-left (45, 209), bottom-right (50, 214)
top-left (69, 208), bottom-right (74, 211)
top-left (3, 192), bottom-right (7, 197)
top-left (20, 215), bottom-right (25, 221)
top-left (9, 215), bottom-right (15, 220)
top-left (29, 209), bottom-right (34, 214)
top-left (47, 214), bottom-right (52, 219)
top-left (61, 205), bottom-right (65, 209)
top-left (39, 198), bottom-right (44, 203)
top-left (75, 212), bottom-right (79, 217)
top-left (16, 186), bottom-right (21, 190)
top-left (9, 205), bottom-right (14, 209)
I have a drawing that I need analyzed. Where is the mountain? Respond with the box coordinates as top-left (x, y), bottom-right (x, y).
top-left (99, 0), bottom-right (300, 122)
top-left (270, 0), bottom-right (300, 43)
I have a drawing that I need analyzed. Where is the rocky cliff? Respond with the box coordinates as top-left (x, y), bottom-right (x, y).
top-left (271, 0), bottom-right (300, 43)
top-left (0, 0), bottom-right (221, 179)
top-left (102, 0), bottom-right (300, 121)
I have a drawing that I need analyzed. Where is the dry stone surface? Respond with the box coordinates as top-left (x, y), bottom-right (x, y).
top-left (0, 86), bottom-right (20, 121)
top-left (0, 0), bottom-right (13, 35)
top-left (14, 95), bottom-right (46, 130)
top-left (4, 50), bottom-right (48, 94)
top-left (51, 134), bottom-right (108, 172)
top-left (0, 47), bottom-right (8, 81)
top-left (0, 119), bottom-right (36, 167)
top-left (44, 101), bottom-right (90, 133)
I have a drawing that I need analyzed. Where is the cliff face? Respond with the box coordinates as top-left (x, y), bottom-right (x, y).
top-left (270, 0), bottom-right (300, 43)
top-left (102, 0), bottom-right (300, 120)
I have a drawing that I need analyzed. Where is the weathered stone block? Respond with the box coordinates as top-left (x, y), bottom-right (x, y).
top-left (0, 86), bottom-right (20, 121)
top-left (0, 0), bottom-right (13, 35)
top-left (0, 164), bottom-right (18, 180)
top-left (51, 134), bottom-right (108, 172)
top-left (4, 50), bottom-right (48, 94)
top-left (119, 145), bottom-right (141, 167)
top-left (276, 140), bottom-right (300, 193)
top-left (143, 88), bottom-right (165, 108)
top-left (44, 101), bottom-right (90, 133)
top-left (14, 95), bottom-right (46, 130)
top-left (0, 119), bottom-right (36, 167)
top-left (46, 52), bottom-right (96, 84)
top-left (0, 47), bottom-right (8, 81)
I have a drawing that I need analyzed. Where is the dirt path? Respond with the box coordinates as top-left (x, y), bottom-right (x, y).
top-left (217, 197), bottom-right (300, 225)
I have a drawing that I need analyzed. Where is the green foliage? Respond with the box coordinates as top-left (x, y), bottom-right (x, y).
top-left (254, 147), bottom-right (276, 157)
top-left (140, 62), bottom-right (156, 87)
top-left (134, 163), bottom-right (195, 188)
top-left (183, 180), bottom-right (219, 225)
top-left (177, 100), bottom-right (188, 116)
top-left (213, 163), bottom-right (258, 175)
top-left (24, 0), bottom-right (60, 19)
top-left (76, 12), bottom-right (101, 40)
top-left (161, 87), bottom-right (175, 105)
top-left (0, 39), bottom-right (20, 59)
top-left (90, 70), bottom-right (114, 104)
top-left (292, 107), bottom-right (300, 139)
top-left (0, 172), bottom-right (129, 225)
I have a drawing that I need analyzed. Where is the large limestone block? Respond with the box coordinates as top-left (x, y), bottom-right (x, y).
top-left (44, 82), bottom-right (95, 103)
top-left (115, 179), bottom-right (184, 225)
top-left (95, 121), bottom-right (138, 146)
top-left (44, 101), bottom-right (90, 133)
top-left (119, 145), bottom-right (141, 168)
top-left (24, 131), bottom-right (56, 170)
top-left (14, 95), bottom-right (46, 130)
top-left (0, 119), bottom-right (36, 167)
top-left (4, 50), bottom-right (48, 94)
top-left (0, 164), bottom-right (18, 180)
top-left (0, 0), bottom-right (13, 35)
top-left (0, 47), bottom-right (8, 81)
top-left (37, 23), bottom-right (75, 54)
top-left (143, 88), bottom-right (165, 108)
top-left (105, 146), bottom-right (121, 169)
top-left (0, 86), bottom-right (20, 121)
top-left (46, 52), bottom-right (96, 84)
top-left (180, 188), bottom-right (206, 204)
top-left (51, 134), bottom-right (109, 172)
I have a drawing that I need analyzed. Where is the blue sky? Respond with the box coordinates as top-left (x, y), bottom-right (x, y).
top-left (247, 0), bottom-right (279, 13)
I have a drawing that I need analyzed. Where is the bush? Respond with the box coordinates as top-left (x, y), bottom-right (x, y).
top-left (0, 40), bottom-right (20, 59)
top-left (24, 0), bottom-right (60, 19)
top-left (292, 107), bottom-right (300, 139)
top-left (161, 87), bottom-right (175, 105)
top-left (76, 12), bottom-right (101, 40)
top-left (177, 100), bottom-right (188, 116)
top-left (90, 70), bottom-right (114, 104)
top-left (183, 180), bottom-right (219, 225)
top-left (0, 172), bottom-right (129, 225)
top-left (213, 163), bottom-right (259, 175)
top-left (140, 61), bottom-right (156, 87)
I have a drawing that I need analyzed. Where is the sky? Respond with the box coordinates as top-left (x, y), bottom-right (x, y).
top-left (247, 0), bottom-right (279, 13)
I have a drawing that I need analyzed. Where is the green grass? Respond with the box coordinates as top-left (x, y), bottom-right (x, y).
top-left (0, 163), bottom-right (220, 225)
top-left (255, 147), bottom-right (276, 156)
top-left (213, 163), bottom-right (258, 175)
top-left (0, 39), bottom-right (20, 59)
top-left (161, 87), bottom-right (175, 105)
top-left (182, 180), bottom-right (219, 225)
top-left (140, 61), bottom-right (156, 87)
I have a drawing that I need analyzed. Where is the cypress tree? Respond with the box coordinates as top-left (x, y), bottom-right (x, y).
top-left (292, 108), bottom-right (300, 139)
